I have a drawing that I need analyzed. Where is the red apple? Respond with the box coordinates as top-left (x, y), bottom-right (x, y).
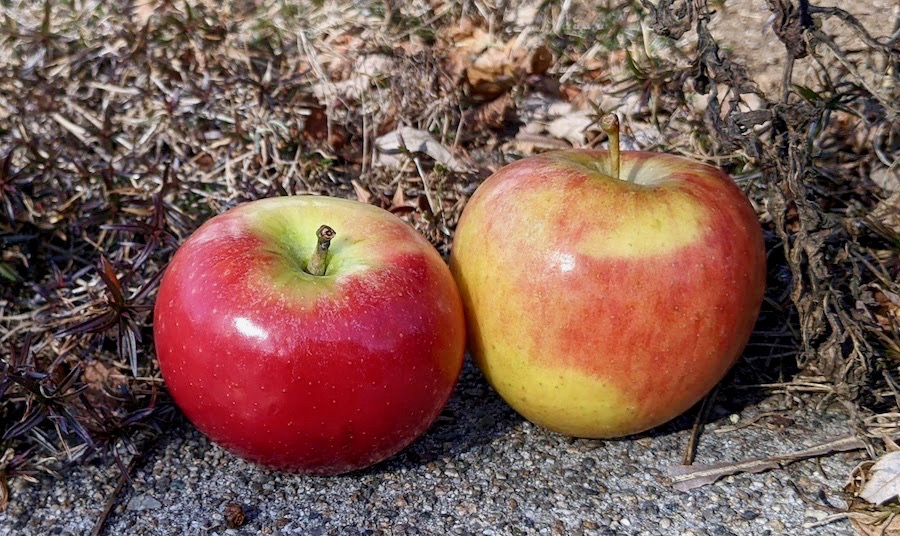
top-left (449, 116), bottom-right (766, 438)
top-left (153, 196), bottom-right (465, 474)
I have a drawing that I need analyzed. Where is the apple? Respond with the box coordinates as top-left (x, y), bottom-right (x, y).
top-left (153, 196), bottom-right (465, 474)
top-left (449, 115), bottom-right (766, 438)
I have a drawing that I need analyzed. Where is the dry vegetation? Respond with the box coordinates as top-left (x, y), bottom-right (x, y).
top-left (0, 0), bottom-right (897, 525)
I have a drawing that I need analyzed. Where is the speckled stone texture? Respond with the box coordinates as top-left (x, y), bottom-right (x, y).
top-left (2, 361), bottom-right (858, 535)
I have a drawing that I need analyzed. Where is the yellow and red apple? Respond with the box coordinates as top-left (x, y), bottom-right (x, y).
top-left (450, 118), bottom-right (766, 438)
top-left (154, 196), bottom-right (465, 474)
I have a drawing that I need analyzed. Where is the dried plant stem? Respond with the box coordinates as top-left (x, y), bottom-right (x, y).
top-left (669, 435), bottom-right (870, 491)
top-left (810, 29), bottom-right (899, 116)
top-left (90, 464), bottom-right (130, 536)
top-left (682, 385), bottom-right (719, 465)
top-left (91, 435), bottom-right (162, 536)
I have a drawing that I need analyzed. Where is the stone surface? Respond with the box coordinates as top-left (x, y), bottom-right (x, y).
top-left (0, 362), bottom-right (860, 535)
top-left (126, 495), bottom-right (163, 512)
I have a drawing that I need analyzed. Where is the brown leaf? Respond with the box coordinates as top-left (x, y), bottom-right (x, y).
top-left (870, 193), bottom-right (900, 235)
top-left (870, 166), bottom-right (899, 193)
top-left (546, 111), bottom-right (594, 147)
top-left (873, 289), bottom-right (900, 332)
top-left (560, 84), bottom-right (582, 102)
top-left (849, 511), bottom-right (900, 536)
top-left (302, 107), bottom-right (329, 143)
top-left (389, 186), bottom-right (416, 214)
top-left (195, 153), bottom-right (214, 170)
top-left (302, 107), bottom-right (347, 149)
top-left (82, 361), bottom-right (111, 387)
top-left (351, 180), bottom-right (372, 204)
top-left (528, 46), bottom-right (553, 75)
top-left (85, 360), bottom-right (124, 385)
top-left (391, 186), bottom-right (406, 207)
top-left (82, 360), bottom-right (127, 405)
top-left (465, 93), bottom-right (516, 131)
top-left (223, 502), bottom-right (246, 529)
top-left (443, 23), bottom-right (551, 101)
top-left (133, 0), bottom-right (156, 25)
top-left (466, 47), bottom-right (518, 101)
top-left (98, 256), bottom-right (124, 308)
top-left (441, 17), bottom-right (478, 45)
top-left (0, 476), bottom-right (7, 511)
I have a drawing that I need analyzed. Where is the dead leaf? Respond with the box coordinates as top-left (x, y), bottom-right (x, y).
top-left (509, 132), bottom-right (573, 153)
top-left (873, 289), bottom-right (900, 332)
top-left (81, 360), bottom-right (128, 412)
top-left (860, 451), bottom-right (900, 506)
top-left (870, 193), bottom-right (900, 234)
top-left (467, 47), bottom-right (518, 100)
top-left (312, 55), bottom-right (395, 101)
top-left (302, 108), bottom-right (329, 143)
top-left (528, 46), bottom-right (553, 75)
top-left (389, 186), bottom-right (417, 215)
top-left (320, 34), bottom-right (366, 81)
top-left (391, 186), bottom-right (406, 207)
top-left (546, 112), bottom-right (594, 146)
top-left (849, 511), bottom-right (900, 536)
top-left (194, 153), bottom-right (215, 170)
top-left (560, 84), bottom-right (582, 102)
top-left (443, 23), bottom-right (552, 101)
top-left (886, 436), bottom-right (900, 453)
top-left (301, 107), bottom-right (347, 150)
top-left (351, 180), bottom-right (371, 204)
top-left (83, 361), bottom-right (126, 394)
top-left (464, 93), bottom-right (516, 131)
top-left (224, 502), bottom-right (247, 529)
top-left (870, 165), bottom-right (899, 193)
top-left (444, 25), bottom-right (494, 80)
top-left (506, 2), bottom-right (541, 27)
top-left (133, 0), bottom-right (156, 25)
top-left (519, 94), bottom-right (578, 124)
top-left (375, 127), bottom-right (472, 173)
top-left (442, 17), bottom-right (479, 46)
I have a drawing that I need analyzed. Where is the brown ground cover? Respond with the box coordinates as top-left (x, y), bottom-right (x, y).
top-left (0, 0), bottom-right (897, 529)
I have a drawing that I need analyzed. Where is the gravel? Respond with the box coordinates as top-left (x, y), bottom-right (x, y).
top-left (1, 361), bottom-right (860, 535)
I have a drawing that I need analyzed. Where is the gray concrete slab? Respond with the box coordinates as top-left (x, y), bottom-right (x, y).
top-left (1, 362), bottom-right (858, 535)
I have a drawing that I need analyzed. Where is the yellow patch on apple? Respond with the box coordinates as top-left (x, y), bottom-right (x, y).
top-left (477, 336), bottom-right (639, 437)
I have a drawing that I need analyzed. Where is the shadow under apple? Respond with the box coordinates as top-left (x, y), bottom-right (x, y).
top-left (366, 356), bottom-right (523, 474)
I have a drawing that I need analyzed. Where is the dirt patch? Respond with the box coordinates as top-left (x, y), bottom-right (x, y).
top-left (709, 0), bottom-right (898, 95)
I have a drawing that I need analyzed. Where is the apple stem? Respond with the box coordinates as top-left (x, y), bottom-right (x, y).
top-left (600, 114), bottom-right (621, 181)
top-left (307, 225), bottom-right (336, 276)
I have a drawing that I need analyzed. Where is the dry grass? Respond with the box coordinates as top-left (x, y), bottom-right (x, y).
top-left (0, 0), bottom-right (897, 510)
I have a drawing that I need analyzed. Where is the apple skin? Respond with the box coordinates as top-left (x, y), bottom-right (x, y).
top-left (153, 196), bottom-right (465, 474)
top-left (450, 150), bottom-right (766, 438)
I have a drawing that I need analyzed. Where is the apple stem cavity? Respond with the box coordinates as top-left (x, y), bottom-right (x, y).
top-left (307, 225), bottom-right (336, 276)
top-left (600, 114), bottom-right (622, 182)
